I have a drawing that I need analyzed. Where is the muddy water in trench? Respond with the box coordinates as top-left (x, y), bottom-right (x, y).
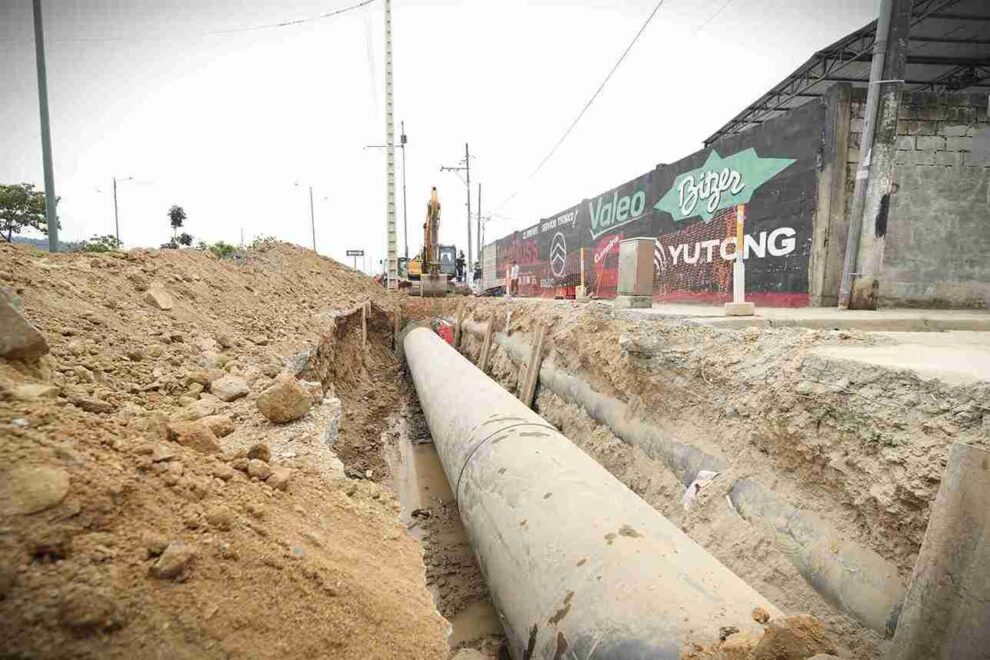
top-left (384, 388), bottom-right (504, 655)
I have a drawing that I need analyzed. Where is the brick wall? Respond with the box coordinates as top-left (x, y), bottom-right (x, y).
top-left (846, 90), bottom-right (990, 308)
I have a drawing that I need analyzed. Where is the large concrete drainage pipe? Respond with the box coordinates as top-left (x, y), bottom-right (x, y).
top-left (461, 319), bottom-right (906, 636)
top-left (404, 327), bottom-right (781, 659)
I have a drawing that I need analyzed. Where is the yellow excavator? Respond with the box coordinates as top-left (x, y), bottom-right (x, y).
top-left (419, 187), bottom-right (447, 297)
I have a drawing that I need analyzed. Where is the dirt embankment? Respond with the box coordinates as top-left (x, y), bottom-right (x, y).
top-left (442, 297), bottom-right (989, 658)
top-left (0, 242), bottom-right (447, 659)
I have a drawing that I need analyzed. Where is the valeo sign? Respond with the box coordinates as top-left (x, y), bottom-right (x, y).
top-left (653, 148), bottom-right (795, 223)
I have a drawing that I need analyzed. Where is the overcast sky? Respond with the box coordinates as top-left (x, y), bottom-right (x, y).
top-left (0, 0), bottom-right (876, 271)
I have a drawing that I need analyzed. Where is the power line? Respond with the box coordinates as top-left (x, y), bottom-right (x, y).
top-left (494, 0), bottom-right (668, 213)
top-left (691, 0), bottom-right (736, 36)
top-left (2, 0), bottom-right (376, 44)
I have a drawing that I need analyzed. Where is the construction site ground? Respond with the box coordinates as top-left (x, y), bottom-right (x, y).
top-left (3, 240), bottom-right (988, 659)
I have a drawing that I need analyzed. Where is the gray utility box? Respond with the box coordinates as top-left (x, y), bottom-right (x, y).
top-left (615, 237), bottom-right (654, 308)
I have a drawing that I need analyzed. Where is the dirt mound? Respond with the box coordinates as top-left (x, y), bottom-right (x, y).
top-left (0, 241), bottom-right (447, 658)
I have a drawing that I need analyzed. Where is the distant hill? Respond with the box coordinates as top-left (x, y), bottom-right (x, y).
top-left (10, 236), bottom-right (84, 252)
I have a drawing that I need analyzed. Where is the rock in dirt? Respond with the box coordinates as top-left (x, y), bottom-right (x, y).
top-left (451, 650), bottom-right (485, 660)
top-left (150, 542), bottom-right (195, 580)
top-left (268, 467), bottom-right (291, 491)
top-left (59, 584), bottom-right (120, 632)
top-left (12, 383), bottom-right (58, 401)
top-left (138, 413), bottom-right (170, 442)
top-left (247, 443), bottom-right (271, 463)
top-left (247, 459), bottom-right (273, 481)
top-left (0, 295), bottom-right (49, 361)
top-left (68, 395), bottom-right (116, 414)
top-left (151, 443), bottom-right (177, 463)
top-left (256, 374), bottom-right (311, 423)
top-left (719, 631), bottom-right (765, 660)
top-left (299, 379), bottom-right (323, 403)
top-left (0, 466), bottom-right (70, 515)
top-left (143, 285), bottom-right (173, 311)
top-left (210, 463), bottom-right (236, 481)
top-left (199, 414), bottom-right (235, 438)
top-left (174, 397), bottom-right (221, 422)
top-left (205, 505), bottom-right (235, 530)
top-left (167, 420), bottom-right (221, 454)
top-left (211, 375), bottom-right (249, 402)
top-left (143, 532), bottom-right (169, 557)
top-left (750, 614), bottom-right (837, 660)
top-left (752, 607), bottom-right (771, 624)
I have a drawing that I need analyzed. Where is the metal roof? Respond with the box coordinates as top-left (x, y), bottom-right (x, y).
top-left (705, 0), bottom-right (990, 146)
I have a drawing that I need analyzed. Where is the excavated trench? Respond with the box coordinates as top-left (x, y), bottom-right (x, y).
top-left (383, 386), bottom-right (505, 656)
top-left (361, 298), bottom-right (974, 659)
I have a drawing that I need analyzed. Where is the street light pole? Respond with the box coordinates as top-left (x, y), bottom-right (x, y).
top-left (32, 0), bottom-right (58, 252)
top-left (113, 177), bottom-right (120, 247)
top-left (309, 185), bottom-right (316, 252)
top-left (440, 143), bottom-right (473, 273)
top-left (400, 121), bottom-right (409, 259)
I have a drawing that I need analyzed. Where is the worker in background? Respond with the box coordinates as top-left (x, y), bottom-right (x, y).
top-left (456, 250), bottom-right (466, 283)
top-left (509, 260), bottom-right (520, 297)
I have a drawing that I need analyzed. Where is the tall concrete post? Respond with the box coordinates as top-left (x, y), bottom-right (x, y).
top-left (837, 0), bottom-right (913, 309)
top-left (32, 0), bottom-right (58, 252)
top-left (888, 443), bottom-right (990, 659)
top-left (383, 0), bottom-right (398, 290)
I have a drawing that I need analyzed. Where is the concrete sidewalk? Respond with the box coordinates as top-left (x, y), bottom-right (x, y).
top-left (811, 331), bottom-right (990, 386)
top-left (615, 304), bottom-right (990, 331)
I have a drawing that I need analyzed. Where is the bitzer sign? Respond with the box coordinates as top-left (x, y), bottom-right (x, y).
top-left (484, 99), bottom-right (823, 306)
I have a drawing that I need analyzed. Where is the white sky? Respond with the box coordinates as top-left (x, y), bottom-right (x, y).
top-left (0, 0), bottom-right (876, 272)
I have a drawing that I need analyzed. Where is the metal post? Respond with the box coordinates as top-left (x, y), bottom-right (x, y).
top-left (837, 0), bottom-right (913, 309)
top-left (112, 177), bottom-right (120, 247)
top-left (477, 182), bottom-right (482, 276)
top-left (401, 121), bottom-right (409, 259)
top-left (32, 0), bottom-right (58, 252)
top-left (465, 143), bottom-right (472, 276)
top-left (383, 0), bottom-right (398, 290)
top-left (308, 185), bottom-right (316, 252)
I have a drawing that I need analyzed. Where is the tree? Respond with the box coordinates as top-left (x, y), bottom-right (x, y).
top-left (177, 232), bottom-right (193, 247)
top-left (167, 205), bottom-right (186, 239)
top-left (77, 234), bottom-right (121, 253)
top-left (209, 241), bottom-right (236, 259)
top-left (0, 183), bottom-right (56, 243)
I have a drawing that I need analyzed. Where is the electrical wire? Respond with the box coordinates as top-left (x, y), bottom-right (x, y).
top-left (2, 0), bottom-right (376, 44)
top-left (493, 0), bottom-right (669, 213)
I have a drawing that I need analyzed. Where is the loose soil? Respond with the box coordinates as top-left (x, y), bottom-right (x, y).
top-left (0, 241), bottom-right (448, 659)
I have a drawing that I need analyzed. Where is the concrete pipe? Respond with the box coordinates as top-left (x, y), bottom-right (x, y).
top-left (460, 319), bottom-right (905, 635)
top-left (888, 442), bottom-right (990, 659)
top-left (404, 327), bottom-right (781, 659)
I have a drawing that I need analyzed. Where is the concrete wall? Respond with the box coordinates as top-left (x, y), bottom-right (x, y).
top-left (845, 89), bottom-right (990, 308)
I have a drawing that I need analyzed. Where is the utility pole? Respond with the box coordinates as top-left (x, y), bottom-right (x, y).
top-left (837, 0), bottom-right (913, 310)
top-left (400, 121), bottom-right (409, 259)
top-left (32, 0), bottom-right (58, 252)
top-left (477, 182), bottom-right (482, 269)
top-left (111, 175), bottom-right (133, 248)
top-left (440, 143), bottom-right (473, 274)
top-left (308, 185), bottom-right (316, 252)
top-left (113, 177), bottom-right (120, 247)
top-left (383, 0), bottom-right (398, 290)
